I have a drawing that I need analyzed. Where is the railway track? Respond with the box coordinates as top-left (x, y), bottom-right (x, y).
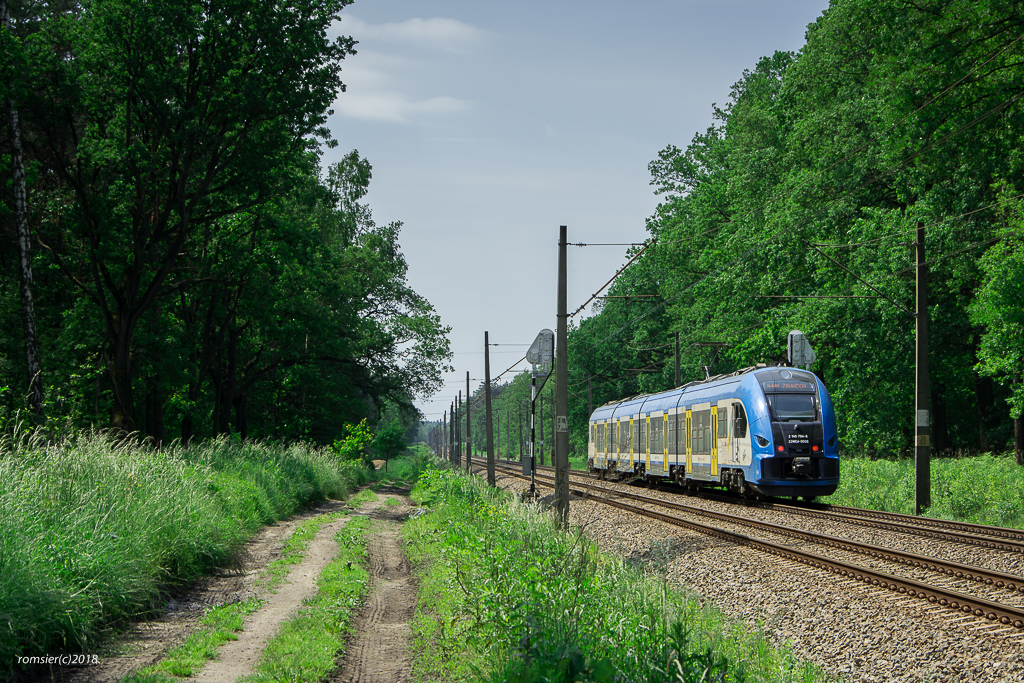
top-left (470, 457), bottom-right (1024, 631)
top-left (520, 459), bottom-right (1024, 554)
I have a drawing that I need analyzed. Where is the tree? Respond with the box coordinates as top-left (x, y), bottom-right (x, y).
top-left (372, 421), bottom-right (407, 472)
top-left (971, 195), bottom-right (1024, 463)
top-left (1, 0), bottom-right (43, 419)
top-left (23, 0), bottom-right (355, 429)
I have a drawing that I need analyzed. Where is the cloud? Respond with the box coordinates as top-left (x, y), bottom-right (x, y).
top-left (336, 92), bottom-right (469, 124)
top-left (341, 16), bottom-right (485, 53)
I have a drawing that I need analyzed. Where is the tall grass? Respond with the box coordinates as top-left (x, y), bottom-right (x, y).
top-left (0, 430), bottom-right (371, 675)
top-left (405, 463), bottom-right (824, 683)
top-left (822, 452), bottom-right (1024, 528)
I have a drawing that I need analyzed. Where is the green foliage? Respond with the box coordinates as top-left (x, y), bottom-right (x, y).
top-left (566, 0), bottom-right (1024, 457)
top-left (0, 1), bottom-right (450, 443)
top-left (0, 432), bottom-right (368, 677)
top-left (405, 464), bottom-right (824, 683)
top-left (970, 194), bottom-right (1024, 420)
top-left (823, 453), bottom-right (1024, 528)
top-left (333, 419), bottom-right (374, 462)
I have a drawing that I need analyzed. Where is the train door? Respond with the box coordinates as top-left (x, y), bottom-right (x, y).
top-left (645, 414), bottom-right (651, 471)
top-left (733, 402), bottom-right (751, 466)
top-left (685, 408), bottom-right (692, 476)
top-left (710, 411), bottom-right (718, 477)
top-left (716, 404), bottom-right (731, 465)
top-left (689, 403), bottom-right (712, 479)
top-left (663, 413), bottom-right (670, 472)
top-left (626, 417), bottom-right (634, 471)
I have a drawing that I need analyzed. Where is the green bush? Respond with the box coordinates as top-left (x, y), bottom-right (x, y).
top-left (405, 464), bottom-right (823, 683)
top-left (0, 431), bottom-right (369, 675)
top-left (822, 452), bottom-right (1024, 528)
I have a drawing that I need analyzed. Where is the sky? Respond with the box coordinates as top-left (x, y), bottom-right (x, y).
top-left (321, 0), bottom-right (832, 421)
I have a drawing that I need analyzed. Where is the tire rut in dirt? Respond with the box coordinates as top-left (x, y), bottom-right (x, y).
top-left (331, 498), bottom-right (416, 683)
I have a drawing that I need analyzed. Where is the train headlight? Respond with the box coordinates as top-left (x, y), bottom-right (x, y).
top-left (755, 435), bottom-right (769, 448)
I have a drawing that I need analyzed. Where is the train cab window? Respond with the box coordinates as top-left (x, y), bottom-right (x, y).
top-left (733, 404), bottom-right (748, 438)
top-left (717, 408), bottom-right (728, 438)
top-left (767, 394), bottom-right (817, 423)
top-left (590, 424), bottom-right (595, 445)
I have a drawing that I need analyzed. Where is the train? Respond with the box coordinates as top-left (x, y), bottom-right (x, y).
top-left (586, 365), bottom-right (839, 499)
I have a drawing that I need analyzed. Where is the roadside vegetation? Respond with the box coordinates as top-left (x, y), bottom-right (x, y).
top-left (405, 462), bottom-right (824, 683)
top-left (241, 517), bottom-right (372, 683)
top-left (823, 452), bottom-right (1024, 529)
top-left (0, 431), bottom-right (377, 678)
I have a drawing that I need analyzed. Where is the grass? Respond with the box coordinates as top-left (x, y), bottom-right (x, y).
top-left (348, 487), bottom-right (380, 506)
top-left (121, 598), bottom-right (263, 682)
top-left (240, 516), bottom-right (372, 683)
top-left (404, 462), bottom-right (825, 683)
top-left (0, 430), bottom-right (375, 677)
top-left (822, 452), bottom-right (1024, 528)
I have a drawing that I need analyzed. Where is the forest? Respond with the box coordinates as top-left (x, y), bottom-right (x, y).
top-left (0, 0), bottom-right (451, 444)
top-left (446, 0), bottom-right (1024, 463)
top-left (566, 0), bottom-right (1024, 459)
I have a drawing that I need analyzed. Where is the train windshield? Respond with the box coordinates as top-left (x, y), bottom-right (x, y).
top-left (767, 394), bottom-right (817, 423)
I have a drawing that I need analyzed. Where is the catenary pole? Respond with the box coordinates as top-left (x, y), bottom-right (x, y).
top-left (915, 221), bottom-right (931, 515)
top-left (457, 392), bottom-right (462, 467)
top-left (529, 372), bottom-right (537, 495)
top-left (466, 371), bottom-right (472, 473)
top-left (555, 225), bottom-right (570, 525)
top-left (539, 394), bottom-right (545, 466)
top-left (485, 332), bottom-right (496, 486)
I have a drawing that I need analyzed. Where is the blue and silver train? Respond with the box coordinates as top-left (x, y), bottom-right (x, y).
top-left (586, 365), bottom-right (839, 498)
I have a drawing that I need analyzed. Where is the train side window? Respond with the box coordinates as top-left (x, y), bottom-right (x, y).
top-left (668, 415), bottom-right (676, 455)
top-left (620, 421), bottom-right (628, 451)
top-left (639, 417), bottom-right (647, 453)
top-left (690, 409), bottom-right (710, 455)
top-left (733, 404), bottom-right (747, 438)
top-left (717, 408), bottom-right (728, 438)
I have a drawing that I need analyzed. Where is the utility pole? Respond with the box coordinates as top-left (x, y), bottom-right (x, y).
top-left (555, 225), bottom-right (570, 525)
top-left (915, 221), bottom-right (931, 515)
top-left (538, 394), bottom-right (545, 466)
top-left (456, 392), bottom-right (462, 467)
top-left (518, 408), bottom-right (524, 463)
top-left (449, 404), bottom-right (454, 463)
top-left (675, 332), bottom-right (681, 387)
top-left (551, 395), bottom-right (556, 466)
top-left (466, 372), bottom-right (472, 473)
top-left (485, 332), bottom-right (495, 486)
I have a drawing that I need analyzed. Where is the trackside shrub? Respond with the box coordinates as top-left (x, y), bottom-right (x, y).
top-left (822, 452), bottom-right (1024, 528)
top-left (0, 431), bottom-right (372, 676)
top-left (404, 464), bottom-right (824, 683)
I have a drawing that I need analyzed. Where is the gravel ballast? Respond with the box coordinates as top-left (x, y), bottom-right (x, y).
top-left (485, 466), bottom-right (1024, 683)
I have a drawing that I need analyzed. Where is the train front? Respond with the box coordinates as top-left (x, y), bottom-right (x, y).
top-left (744, 368), bottom-right (840, 499)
